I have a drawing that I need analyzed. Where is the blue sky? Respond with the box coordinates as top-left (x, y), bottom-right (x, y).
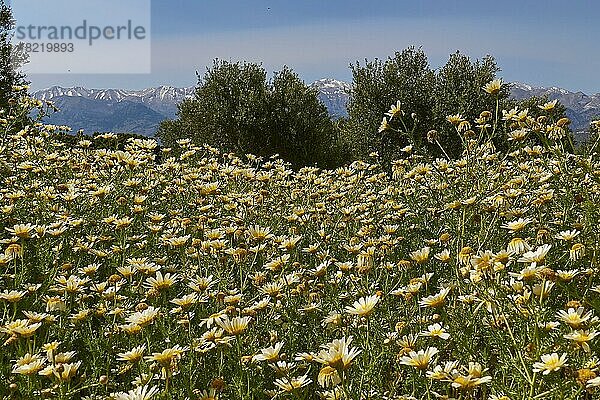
top-left (20, 0), bottom-right (600, 93)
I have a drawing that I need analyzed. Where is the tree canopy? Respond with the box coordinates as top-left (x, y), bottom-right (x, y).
top-left (343, 47), bottom-right (511, 162)
top-left (0, 1), bottom-right (28, 112)
top-left (157, 60), bottom-right (338, 168)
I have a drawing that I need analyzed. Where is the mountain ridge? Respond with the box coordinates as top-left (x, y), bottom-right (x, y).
top-left (33, 80), bottom-right (600, 137)
top-left (510, 82), bottom-right (600, 134)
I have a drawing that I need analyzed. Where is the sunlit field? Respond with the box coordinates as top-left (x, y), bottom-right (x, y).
top-left (2, 87), bottom-right (600, 399)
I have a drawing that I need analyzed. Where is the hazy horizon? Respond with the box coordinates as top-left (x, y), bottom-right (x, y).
top-left (29, 78), bottom-right (600, 97)
top-left (14, 0), bottom-right (600, 94)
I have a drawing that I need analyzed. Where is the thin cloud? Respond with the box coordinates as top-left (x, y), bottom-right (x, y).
top-left (28, 15), bottom-right (599, 92)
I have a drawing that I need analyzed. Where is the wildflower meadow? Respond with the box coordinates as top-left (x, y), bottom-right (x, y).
top-left (2, 84), bottom-right (600, 399)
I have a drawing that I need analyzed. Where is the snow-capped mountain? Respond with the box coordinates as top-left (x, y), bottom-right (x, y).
top-left (32, 85), bottom-right (195, 136)
top-left (35, 85), bottom-right (196, 118)
top-left (31, 80), bottom-right (600, 137)
top-left (310, 78), bottom-right (351, 118)
top-left (511, 82), bottom-right (600, 133)
top-left (32, 81), bottom-right (351, 136)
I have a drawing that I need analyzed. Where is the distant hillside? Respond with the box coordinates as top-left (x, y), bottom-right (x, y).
top-left (41, 96), bottom-right (167, 136)
top-left (35, 86), bottom-right (196, 118)
top-left (310, 78), bottom-right (351, 118)
top-left (511, 83), bottom-right (600, 135)
top-left (33, 80), bottom-right (600, 137)
top-left (33, 86), bottom-right (195, 136)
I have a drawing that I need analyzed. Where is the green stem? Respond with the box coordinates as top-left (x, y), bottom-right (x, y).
top-left (528, 371), bottom-right (537, 400)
